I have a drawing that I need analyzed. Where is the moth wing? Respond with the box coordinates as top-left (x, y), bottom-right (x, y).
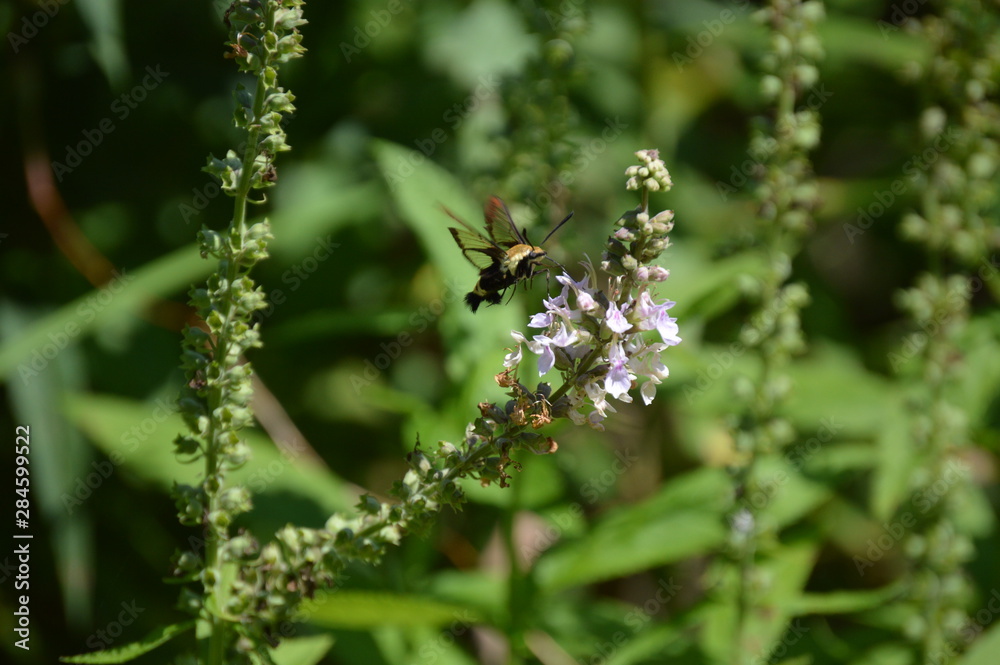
top-left (484, 196), bottom-right (528, 248)
top-left (443, 206), bottom-right (502, 270)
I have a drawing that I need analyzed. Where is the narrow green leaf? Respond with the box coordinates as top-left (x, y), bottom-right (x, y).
top-left (60, 620), bottom-right (194, 663)
top-left (0, 179), bottom-right (362, 382)
top-left (698, 542), bottom-right (818, 663)
top-left (788, 585), bottom-right (904, 615)
top-left (372, 139), bottom-right (477, 280)
top-left (1, 304), bottom-right (95, 623)
top-left (959, 617), bottom-right (1000, 665)
top-left (306, 591), bottom-right (481, 630)
top-left (751, 542), bottom-right (819, 657)
top-left (270, 634), bottom-right (336, 665)
top-left (846, 643), bottom-right (912, 665)
top-left (750, 455), bottom-right (832, 529)
top-left (63, 393), bottom-right (352, 514)
top-left (871, 397), bottom-right (915, 521)
top-left (535, 468), bottom-right (732, 591)
top-left (371, 138), bottom-right (526, 402)
top-left (0, 244), bottom-right (207, 378)
top-left (668, 246), bottom-right (770, 322)
top-left (784, 343), bottom-right (896, 436)
top-left (602, 623), bottom-right (689, 665)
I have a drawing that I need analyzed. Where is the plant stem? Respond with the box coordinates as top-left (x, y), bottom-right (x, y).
top-left (203, 68), bottom-right (268, 665)
top-left (503, 478), bottom-right (527, 663)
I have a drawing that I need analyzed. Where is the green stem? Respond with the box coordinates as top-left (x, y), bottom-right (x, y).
top-left (503, 478), bottom-right (527, 663)
top-left (548, 344), bottom-right (604, 405)
top-left (203, 66), bottom-right (269, 665)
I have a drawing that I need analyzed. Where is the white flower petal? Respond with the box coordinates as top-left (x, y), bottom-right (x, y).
top-left (641, 380), bottom-right (657, 405)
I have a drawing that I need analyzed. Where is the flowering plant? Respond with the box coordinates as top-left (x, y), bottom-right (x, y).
top-left (501, 149), bottom-right (681, 432)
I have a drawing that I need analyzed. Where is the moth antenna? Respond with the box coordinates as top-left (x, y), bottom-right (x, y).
top-left (541, 211), bottom-right (574, 245)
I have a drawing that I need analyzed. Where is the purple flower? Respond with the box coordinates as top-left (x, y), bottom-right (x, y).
top-left (605, 301), bottom-right (633, 334)
top-left (528, 311), bottom-right (553, 328)
top-left (529, 334), bottom-right (556, 375)
top-left (640, 380), bottom-right (657, 405)
top-left (504, 331), bottom-right (527, 368)
top-left (551, 322), bottom-right (578, 348)
top-left (626, 340), bottom-right (669, 405)
top-left (576, 290), bottom-right (597, 312)
top-left (636, 292), bottom-right (681, 346)
top-left (604, 341), bottom-right (633, 399)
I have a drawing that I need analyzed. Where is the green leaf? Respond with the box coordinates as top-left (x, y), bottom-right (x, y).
top-left (959, 616), bottom-right (1000, 665)
top-left (75, 0), bottom-right (128, 87)
top-left (750, 542), bottom-right (819, 657)
top-left (0, 175), bottom-right (362, 382)
top-left (746, 454), bottom-right (833, 530)
top-left (819, 14), bottom-right (931, 72)
top-left (306, 591), bottom-right (481, 630)
top-left (951, 314), bottom-right (1000, 426)
top-left (63, 393), bottom-right (352, 515)
top-left (0, 244), bottom-right (208, 379)
top-left (426, 570), bottom-right (506, 620)
top-left (784, 343), bottom-right (896, 436)
top-left (847, 643), bottom-right (912, 665)
top-left (870, 397), bottom-right (914, 521)
top-left (372, 139), bottom-right (478, 281)
top-left (1, 303), bottom-right (95, 623)
top-left (602, 623), bottom-right (689, 665)
top-left (371, 138), bottom-right (529, 408)
top-left (270, 634), bottom-right (336, 665)
top-left (422, 0), bottom-right (535, 87)
top-left (667, 245), bottom-right (770, 322)
top-left (59, 620), bottom-right (194, 663)
top-left (535, 468), bottom-right (731, 591)
top-left (697, 542), bottom-right (818, 662)
top-left (270, 166), bottom-right (380, 259)
top-left (788, 585), bottom-right (904, 615)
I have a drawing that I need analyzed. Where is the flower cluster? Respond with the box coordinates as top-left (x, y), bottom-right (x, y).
top-left (502, 150), bottom-right (681, 430)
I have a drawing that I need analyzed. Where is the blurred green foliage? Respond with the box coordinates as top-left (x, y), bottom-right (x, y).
top-left (1, 1), bottom-right (998, 664)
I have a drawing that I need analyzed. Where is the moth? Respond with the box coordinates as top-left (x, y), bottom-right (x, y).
top-left (444, 196), bottom-right (572, 312)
